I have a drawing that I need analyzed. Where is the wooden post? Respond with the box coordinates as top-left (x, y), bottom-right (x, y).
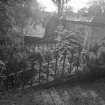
top-left (14, 72), bottom-right (17, 89)
top-left (69, 63), bottom-right (72, 74)
top-left (39, 62), bottom-right (42, 84)
top-left (30, 69), bottom-right (33, 87)
top-left (54, 53), bottom-right (59, 79)
top-left (68, 53), bottom-right (73, 74)
top-left (62, 50), bottom-right (67, 77)
top-left (47, 60), bottom-right (50, 82)
top-left (22, 70), bottom-right (25, 90)
top-left (5, 70), bottom-right (9, 91)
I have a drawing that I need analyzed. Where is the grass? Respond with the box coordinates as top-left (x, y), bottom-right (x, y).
top-left (0, 79), bottom-right (105, 105)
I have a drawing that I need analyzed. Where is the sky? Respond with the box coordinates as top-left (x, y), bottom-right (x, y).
top-left (37, 0), bottom-right (57, 12)
top-left (67, 0), bottom-right (89, 12)
top-left (37, 0), bottom-right (90, 12)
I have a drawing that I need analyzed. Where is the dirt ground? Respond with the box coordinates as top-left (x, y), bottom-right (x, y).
top-left (0, 79), bottom-right (105, 105)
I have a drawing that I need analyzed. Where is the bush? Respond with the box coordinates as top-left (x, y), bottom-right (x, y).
top-left (84, 42), bottom-right (105, 80)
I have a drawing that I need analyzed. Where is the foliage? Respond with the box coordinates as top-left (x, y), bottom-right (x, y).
top-left (0, 0), bottom-right (43, 61)
top-left (1, 0), bottom-right (105, 89)
top-left (44, 16), bottom-right (59, 40)
top-left (51, 0), bottom-right (71, 16)
top-left (54, 24), bottom-right (105, 78)
top-left (77, 0), bottom-right (105, 20)
top-left (55, 31), bottom-right (83, 61)
top-left (1, 82), bottom-right (105, 105)
top-left (81, 39), bottom-right (105, 80)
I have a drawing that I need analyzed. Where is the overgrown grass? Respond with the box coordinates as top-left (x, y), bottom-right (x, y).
top-left (0, 80), bottom-right (105, 105)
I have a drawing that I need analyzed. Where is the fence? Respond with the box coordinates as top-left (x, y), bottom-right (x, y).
top-left (1, 20), bottom-right (105, 91)
top-left (0, 48), bottom-right (82, 91)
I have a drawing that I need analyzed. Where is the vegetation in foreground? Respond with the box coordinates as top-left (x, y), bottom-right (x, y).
top-left (0, 79), bottom-right (105, 105)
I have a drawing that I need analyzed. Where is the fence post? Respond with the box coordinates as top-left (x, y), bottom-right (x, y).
top-left (62, 50), bottom-right (67, 77)
top-left (68, 54), bottom-right (73, 74)
top-left (30, 69), bottom-right (33, 87)
top-left (69, 63), bottom-right (72, 74)
top-left (54, 52), bottom-right (59, 79)
top-left (39, 62), bottom-right (42, 84)
top-left (14, 72), bottom-right (17, 89)
top-left (46, 43), bottom-right (48, 51)
top-left (47, 60), bottom-right (50, 82)
top-left (6, 72), bottom-right (9, 91)
top-left (22, 70), bottom-right (25, 90)
top-left (31, 61), bottom-right (36, 87)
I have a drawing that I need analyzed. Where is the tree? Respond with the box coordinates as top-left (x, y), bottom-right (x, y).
top-left (0, 0), bottom-right (42, 61)
top-left (52, 0), bottom-right (71, 17)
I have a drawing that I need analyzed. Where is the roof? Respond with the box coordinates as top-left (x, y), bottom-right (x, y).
top-left (25, 24), bottom-right (45, 38)
top-left (24, 36), bottom-right (58, 45)
top-left (24, 18), bottom-right (105, 45)
top-left (64, 19), bottom-right (105, 27)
